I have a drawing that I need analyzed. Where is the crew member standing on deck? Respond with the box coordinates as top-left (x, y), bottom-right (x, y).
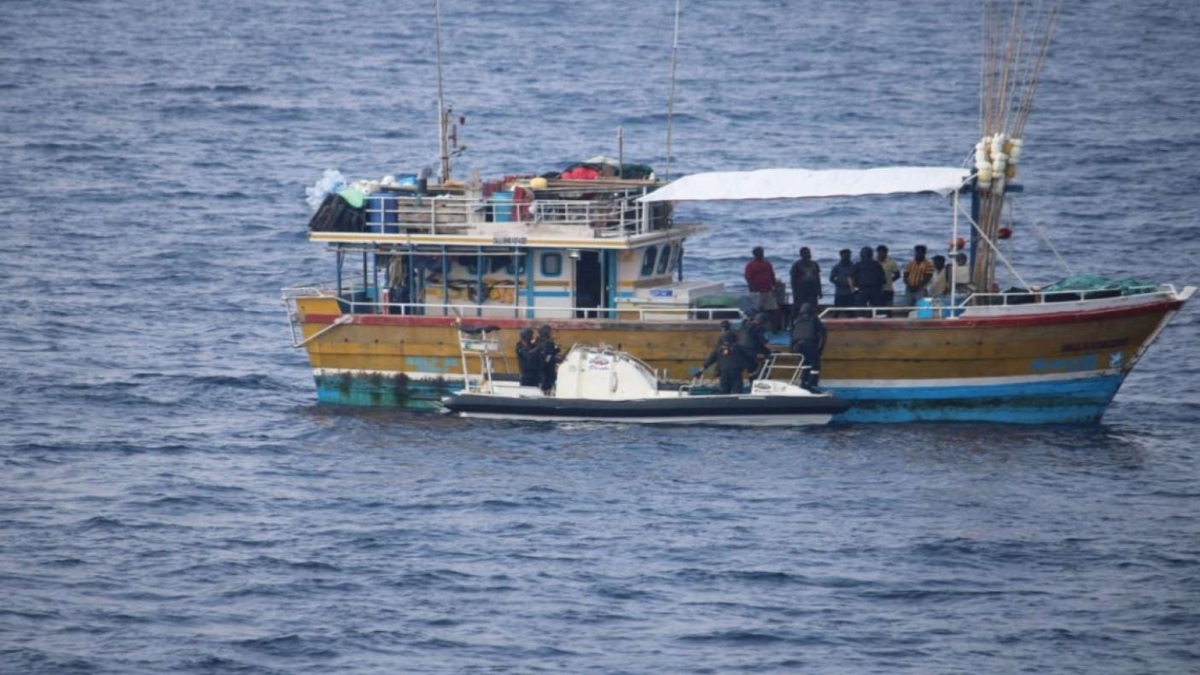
top-left (744, 246), bottom-right (779, 327)
top-left (952, 252), bottom-right (976, 295)
top-left (789, 246), bottom-right (822, 316)
top-left (876, 245), bottom-right (900, 309)
top-left (929, 254), bottom-right (950, 298)
top-left (851, 246), bottom-right (886, 308)
top-left (829, 248), bottom-right (856, 315)
top-left (903, 245), bottom-right (934, 306)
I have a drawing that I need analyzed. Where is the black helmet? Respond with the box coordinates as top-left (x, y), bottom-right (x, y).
top-left (537, 324), bottom-right (552, 337)
top-left (519, 328), bottom-right (534, 340)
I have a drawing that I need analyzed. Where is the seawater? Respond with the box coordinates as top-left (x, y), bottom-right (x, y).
top-left (2, 1), bottom-right (1198, 673)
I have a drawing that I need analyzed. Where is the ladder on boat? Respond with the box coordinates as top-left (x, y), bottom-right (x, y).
top-left (456, 324), bottom-right (502, 394)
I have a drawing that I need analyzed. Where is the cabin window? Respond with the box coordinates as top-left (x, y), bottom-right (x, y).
top-left (491, 256), bottom-right (526, 276)
top-left (656, 244), bottom-right (672, 275)
top-left (640, 247), bottom-right (658, 277)
top-left (541, 252), bottom-right (563, 277)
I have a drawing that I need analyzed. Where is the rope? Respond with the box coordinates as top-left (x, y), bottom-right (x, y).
top-left (955, 196), bottom-right (1031, 291)
top-left (1012, 197), bottom-right (1074, 276)
top-left (664, 0), bottom-right (682, 181)
top-left (292, 315), bottom-right (352, 348)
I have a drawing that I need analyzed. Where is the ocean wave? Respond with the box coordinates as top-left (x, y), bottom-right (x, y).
top-left (678, 629), bottom-right (806, 645)
top-left (232, 633), bottom-right (338, 659)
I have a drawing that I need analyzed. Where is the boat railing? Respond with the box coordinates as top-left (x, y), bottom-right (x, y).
top-left (362, 191), bottom-right (668, 238)
top-left (961, 283), bottom-right (1175, 307)
top-left (282, 283), bottom-right (339, 347)
top-left (285, 282), bottom-right (745, 322)
top-left (814, 283), bottom-right (1178, 320)
top-left (299, 282), bottom-right (1174, 324)
top-left (532, 199), bottom-right (624, 230)
top-left (282, 282), bottom-right (337, 300)
top-left (817, 306), bottom-right (912, 319)
top-left (367, 300), bottom-right (728, 322)
top-left (756, 352), bottom-right (808, 388)
top-left (299, 280), bottom-right (1177, 316)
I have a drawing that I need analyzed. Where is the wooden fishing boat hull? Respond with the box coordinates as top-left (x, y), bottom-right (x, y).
top-left (818, 290), bottom-right (1190, 423)
top-left (290, 286), bottom-right (1191, 423)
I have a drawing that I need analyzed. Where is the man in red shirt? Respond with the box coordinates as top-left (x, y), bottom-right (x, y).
top-left (744, 246), bottom-right (780, 328)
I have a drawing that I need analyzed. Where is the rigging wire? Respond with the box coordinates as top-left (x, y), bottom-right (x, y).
top-left (664, 0), bottom-right (682, 182)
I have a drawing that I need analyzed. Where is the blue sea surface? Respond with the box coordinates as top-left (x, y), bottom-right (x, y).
top-left (2, 0), bottom-right (1199, 673)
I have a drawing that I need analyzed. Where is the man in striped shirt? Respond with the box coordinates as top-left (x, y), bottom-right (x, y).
top-left (903, 245), bottom-right (933, 306)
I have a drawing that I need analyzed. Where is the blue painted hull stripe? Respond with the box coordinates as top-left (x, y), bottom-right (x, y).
top-left (827, 374), bottom-right (1123, 401)
top-left (311, 372), bottom-right (1126, 423)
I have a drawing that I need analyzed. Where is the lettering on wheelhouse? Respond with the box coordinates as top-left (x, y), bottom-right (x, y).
top-left (1060, 338), bottom-right (1129, 353)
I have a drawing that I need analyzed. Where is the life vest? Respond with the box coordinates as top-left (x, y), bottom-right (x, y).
top-left (792, 320), bottom-right (816, 343)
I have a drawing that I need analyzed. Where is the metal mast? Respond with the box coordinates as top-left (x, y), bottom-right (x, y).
top-left (435, 0), bottom-right (451, 183)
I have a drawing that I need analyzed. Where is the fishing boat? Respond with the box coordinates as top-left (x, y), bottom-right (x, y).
top-left (282, 2), bottom-right (1193, 424)
top-left (439, 326), bottom-right (848, 426)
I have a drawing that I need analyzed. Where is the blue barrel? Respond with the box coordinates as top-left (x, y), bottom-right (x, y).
top-left (915, 297), bottom-right (934, 319)
top-left (365, 193), bottom-right (399, 233)
top-left (491, 190), bottom-right (513, 223)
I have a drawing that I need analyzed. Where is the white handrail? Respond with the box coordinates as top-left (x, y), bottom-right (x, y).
top-left (360, 191), bottom-right (659, 236)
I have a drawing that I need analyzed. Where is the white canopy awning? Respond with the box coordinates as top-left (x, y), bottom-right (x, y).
top-left (640, 167), bottom-right (970, 202)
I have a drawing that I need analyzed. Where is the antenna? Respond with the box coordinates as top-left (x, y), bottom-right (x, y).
top-left (664, 0), bottom-right (682, 181)
top-left (618, 127), bottom-right (624, 178)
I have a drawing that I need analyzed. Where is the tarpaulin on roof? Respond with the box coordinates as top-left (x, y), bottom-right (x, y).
top-left (639, 167), bottom-right (969, 202)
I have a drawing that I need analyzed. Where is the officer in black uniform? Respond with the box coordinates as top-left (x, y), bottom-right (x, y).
top-left (789, 303), bottom-right (827, 389)
top-left (516, 328), bottom-right (541, 386)
top-left (699, 330), bottom-right (753, 394)
top-left (535, 324), bottom-right (561, 394)
top-left (741, 313), bottom-right (773, 380)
